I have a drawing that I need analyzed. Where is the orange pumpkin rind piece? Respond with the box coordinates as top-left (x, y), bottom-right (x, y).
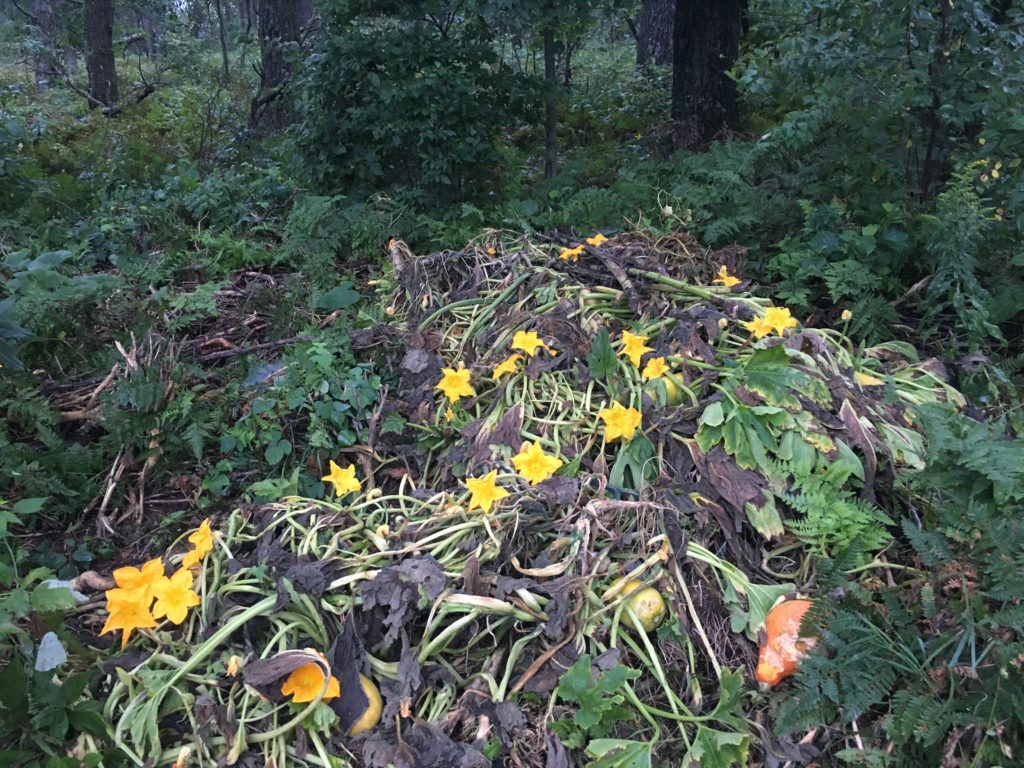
top-left (755, 599), bottom-right (816, 686)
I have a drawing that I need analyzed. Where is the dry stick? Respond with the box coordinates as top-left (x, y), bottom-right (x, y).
top-left (194, 335), bottom-right (312, 363)
top-left (508, 624), bottom-right (577, 696)
top-left (594, 251), bottom-right (641, 314)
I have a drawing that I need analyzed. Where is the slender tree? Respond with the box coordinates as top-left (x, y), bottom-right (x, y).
top-left (252, 0), bottom-right (300, 128)
top-left (636, 0), bottom-right (674, 68)
top-left (543, 21), bottom-right (557, 177)
top-left (670, 0), bottom-right (745, 148)
top-left (83, 0), bottom-right (118, 107)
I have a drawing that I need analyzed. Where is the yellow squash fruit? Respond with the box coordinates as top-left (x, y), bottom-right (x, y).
top-left (614, 578), bottom-right (667, 633)
top-left (643, 375), bottom-right (684, 407)
top-left (348, 673), bottom-right (383, 736)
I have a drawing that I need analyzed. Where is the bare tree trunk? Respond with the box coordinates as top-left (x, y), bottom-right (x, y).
top-left (215, 0), bottom-right (230, 79)
top-left (543, 23), bottom-right (557, 178)
top-left (637, 0), bottom-right (674, 68)
top-left (670, 0), bottom-right (744, 149)
top-left (83, 0), bottom-right (118, 107)
top-left (252, 0), bottom-right (300, 129)
top-left (30, 0), bottom-right (59, 87)
top-left (297, 0), bottom-right (314, 29)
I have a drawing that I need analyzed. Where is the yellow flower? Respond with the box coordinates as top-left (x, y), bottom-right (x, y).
top-left (854, 370), bottom-right (884, 387)
top-left (101, 587), bottom-right (157, 648)
top-left (511, 441), bottom-right (563, 485)
top-left (112, 558), bottom-right (165, 603)
top-left (743, 315), bottom-right (775, 339)
top-left (598, 402), bottom-right (643, 442)
top-left (641, 356), bottom-right (669, 380)
top-left (486, 246), bottom-right (497, 255)
top-left (465, 469), bottom-right (510, 514)
top-left (445, 407), bottom-right (454, 422)
top-left (281, 656), bottom-right (341, 703)
top-left (226, 655), bottom-right (244, 677)
top-left (151, 568), bottom-right (201, 625)
top-left (511, 330), bottom-right (554, 357)
top-left (712, 265), bottom-right (741, 288)
top-left (374, 524), bottom-right (390, 538)
top-left (618, 330), bottom-right (653, 368)
top-left (181, 519), bottom-right (214, 569)
top-left (841, 309), bottom-right (853, 322)
top-left (492, 353), bottom-right (523, 380)
top-left (763, 306), bottom-right (799, 336)
top-left (559, 244), bottom-right (584, 262)
top-left (435, 365), bottom-right (476, 402)
top-left (321, 460), bottom-right (362, 497)
top-left (586, 233), bottom-right (608, 247)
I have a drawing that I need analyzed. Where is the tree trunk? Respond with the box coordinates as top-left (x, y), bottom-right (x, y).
top-left (83, 0), bottom-right (118, 108)
top-left (670, 0), bottom-right (744, 149)
top-left (30, 0), bottom-right (59, 87)
top-left (215, 0), bottom-right (230, 79)
top-left (636, 0), bottom-right (674, 68)
top-left (252, 0), bottom-right (300, 129)
top-left (543, 24), bottom-right (557, 178)
top-left (297, 0), bottom-right (314, 30)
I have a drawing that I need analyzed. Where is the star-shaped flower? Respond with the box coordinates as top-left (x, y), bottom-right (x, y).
top-left (558, 245), bottom-right (584, 262)
top-left (586, 233), bottom-right (608, 247)
top-left (182, 519), bottom-right (214, 569)
top-left (465, 469), bottom-right (510, 514)
top-left (743, 314), bottom-right (775, 340)
top-left (281, 655), bottom-right (341, 703)
top-left (101, 587), bottom-right (157, 648)
top-left (511, 441), bottom-right (564, 485)
top-left (492, 353), bottom-right (523, 380)
top-left (763, 306), bottom-right (798, 336)
top-left (598, 402), bottom-right (643, 442)
top-left (112, 558), bottom-right (165, 603)
top-left (321, 460), bottom-right (362, 497)
top-left (511, 330), bottom-right (554, 357)
top-left (641, 356), bottom-right (669, 380)
top-left (151, 568), bottom-right (201, 625)
top-left (436, 365), bottom-right (476, 402)
top-left (712, 265), bottom-right (741, 287)
top-left (618, 330), bottom-right (653, 368)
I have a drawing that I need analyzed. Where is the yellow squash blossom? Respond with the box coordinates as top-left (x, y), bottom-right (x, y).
top-left (511, 441), bottom-right (563, 485)
top-left (598, 402), bottom-right (643, 442)
top-left (641, 356), bottom-right (669, 380)
top-left (492, 353), bottom-right (523, 380)
top-left (444, 407), bottom-right (454, 422)
top-left (182, 519), bottom-right (214, 569)
top-left (763, 306), bottom-right (798, 336)
top-left (226, 655), bottom-right (244, 677)
top-left (511, 330), bottom-right (554, 357)
top-left (281, 657), bottom-right (341, 703)
top-left (586, 233), bottom-right (608, 247)
top-left (743, 314), bottom-right (775, 340)
top-left (112, 558), bottom-right (165, 602)
top-left (841, 309), bottom-right (853, 322)
top-left (712, 265), bottom-right (741, 287)
top-left (101, 587), bottom-right (157, 648)
top-left (618, 330), bottom-right (653, 368)
top-left (465, 469), bottom-right (510, 514)
top-left (435, 365), bottom-right (476, 402)
top-left (151, 568), bottom-right (201, 625)
top-left (558, 244), bottom-right (584, 262)
top-left (321, 460), bottom-right (362, 497)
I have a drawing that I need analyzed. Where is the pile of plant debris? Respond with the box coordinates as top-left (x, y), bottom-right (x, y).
top-left (88, 231), bottom-right (964, 767)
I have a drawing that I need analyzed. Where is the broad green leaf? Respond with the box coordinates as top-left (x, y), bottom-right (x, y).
top-left (316, 282), bottom-right (361, 311)
top-left (585, 739), bottom-right (653, 768)
top-left (700, 401), bottom-right (725, 427)
top-left (744, 497), bottom-right (784, 541)
top-left (739, 345), bottom-right (813, 408)
top-left (683, 725), bottom-right (749, 768)
top-left (586, 329), bottom-right (616, 377)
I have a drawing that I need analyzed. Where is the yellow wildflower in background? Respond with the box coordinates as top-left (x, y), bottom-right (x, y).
top-left (559, 244), bottom-right (584, 262)
top-left (435, 365), bottom-right (476, 402)
top-left (465, 469), bottom-right (510, 514)
top-left (112, 558), bottom-right (165, 602)
top-left (841, 309), bottom-right (853, 322)
top-left (598, 402), bottom-right (643, 442)
top-left (492, 353), bottom-right (523, 380)
top-left (712, 265), bottom-right (741, 287)
top-left (511, 331), bottom-right (553, 357)
top-left (511, 441), bottom-right (563, 485)
top-left (321, 460), bottom-right (362, 497)
top-left (586, 233), bottom-right (608, 247)
top-left (281, 656), bottom-right (341, 703)
top-left (618, 330), bottom-right (653, 368)
top-left (151, 568), bottom-right (201, 625)
top-left (763, 306), bottom-right (798, 336)
top-left (641, 356), bottom-right (669, 380)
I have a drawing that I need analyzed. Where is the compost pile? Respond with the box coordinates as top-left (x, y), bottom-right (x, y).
top-left (97, 232), bottom-right (963, 767)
